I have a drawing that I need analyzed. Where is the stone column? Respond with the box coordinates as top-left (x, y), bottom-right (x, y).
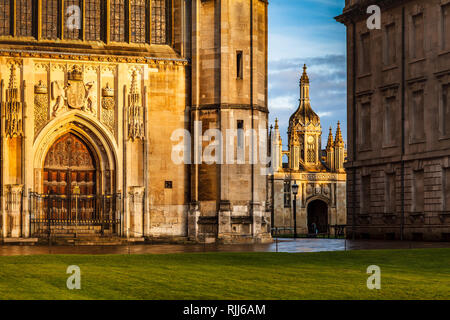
top-left (251, 201), bottom-right (262, 237)
top-left (218, 200), bottom-right (232, 240)
top-left (188, 201), bottom-right (200, 241)
top-left (1, 192), bottom-right (6, 239)
top-left (5, 184), bottom-right (23, 238)
top-left (128, 186), bottom-right (145, 239)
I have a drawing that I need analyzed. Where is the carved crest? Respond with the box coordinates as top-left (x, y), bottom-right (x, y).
top-left (51, 65), bottom-right (96, 117)
top-left (67, 81), bottom-right (86, 110)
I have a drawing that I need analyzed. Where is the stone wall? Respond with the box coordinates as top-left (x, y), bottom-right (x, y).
top-left (337, 0), bottom-right (450, 241)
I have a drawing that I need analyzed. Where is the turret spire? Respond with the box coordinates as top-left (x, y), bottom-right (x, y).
top-left (326, 126), bottom-right (334, 151)
top-left (300, 64), bottom-right (310, 101)
top-left (334, 121), bottom-right (344, 147)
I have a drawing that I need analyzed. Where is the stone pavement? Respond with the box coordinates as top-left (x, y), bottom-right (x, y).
top-left (1, 239), bottom-right (449, 256)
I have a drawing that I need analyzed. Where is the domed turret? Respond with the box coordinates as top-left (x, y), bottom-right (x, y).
top-left (287, 65), bottom-right (322, 171)
top-left (289, 65), bottom-right (320, 127)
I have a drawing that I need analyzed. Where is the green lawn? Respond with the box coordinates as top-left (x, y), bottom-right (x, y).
top-left (0, 249), bottom-right (449, 300)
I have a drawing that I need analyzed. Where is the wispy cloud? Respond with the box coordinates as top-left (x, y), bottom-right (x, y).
top-left (268, 0), bottom-right (347, 148)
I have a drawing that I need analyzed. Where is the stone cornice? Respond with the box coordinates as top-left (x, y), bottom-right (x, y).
top-left (0, 49), bottom-right (189, 66)
top-left (192, 104), bottom-right (269, 113)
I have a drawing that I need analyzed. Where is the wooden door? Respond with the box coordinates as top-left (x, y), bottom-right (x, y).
top-left (43, 133), bottom-right (96, 221)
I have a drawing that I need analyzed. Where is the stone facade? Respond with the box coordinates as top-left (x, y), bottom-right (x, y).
top-left (0, 0), bottom-right (271, 244)
top-left (269, 66), bottom-right (347, 235)
top-left (337, 0), bottom-right (450, 241)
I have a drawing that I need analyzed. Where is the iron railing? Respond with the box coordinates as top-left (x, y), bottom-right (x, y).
top-left (29, 193), bottom-right (122, 238)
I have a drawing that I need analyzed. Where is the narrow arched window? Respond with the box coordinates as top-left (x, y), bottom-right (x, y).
top-left (151, 0), bottom-right (169, 44)
top-left (0, 0), bottom-right (11, 36)
top-left (130, 0), bottom-right (147, 43)
top-left (110, 0), bottom-right (126, 42)
top-left (64, 0), bottom-right (83, 40)
top-left (16, 0), bottom-right (34, 38)
top-left (85, 0), bottom-right (103, 41)
top-left (42, 0), bottom-right (60, 39)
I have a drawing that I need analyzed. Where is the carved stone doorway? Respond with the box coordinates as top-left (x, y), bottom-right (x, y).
top-left (307, 200), bottom-right (328, 234)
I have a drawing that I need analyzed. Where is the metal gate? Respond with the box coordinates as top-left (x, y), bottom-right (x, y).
top-left (29, 193), bottom-right (122, 238)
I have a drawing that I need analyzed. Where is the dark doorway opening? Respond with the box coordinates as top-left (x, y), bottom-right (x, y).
top-left (307, 200), bottom-right (328, 234)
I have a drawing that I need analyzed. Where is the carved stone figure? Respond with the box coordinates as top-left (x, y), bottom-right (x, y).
top-left (51, 80), bottom-right (68, 117)
top-left (84, 81), bottom-right (96, 113)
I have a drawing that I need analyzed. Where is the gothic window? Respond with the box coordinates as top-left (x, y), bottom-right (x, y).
top-left (442, 4), bottom-right (450, 51)
top-left (111, 0), bottom-right (126, 42)
top-left (42, 0), bottom-right (60, 39)
top-left (359, 102), bottom-right (372, 149)
top-left (283, 181), bottom-right (291, 208)
top-left (384, 96), bottom-right (396, 145)
top-left (442, 84), bottom-right (450, 137)
top-left (384, 23), bottom-right (396, 66)
top-left (236, 51), bottom-right (243, 79)
top-left (385, 173), bottom-right (396, 214)
top-left (359, 33), bottom-right (371, 75)
top-left (65, 0), bottom-right (82, 40)
top-left (0, 0), bottom-right (11, 36)
top-left (412, 13), bottom-right (424, 59)
top-left (16, 0), bottom-right (34, 37)
top-left (413, 170), bottom-right (424, 213)
top-left (306, 137), bottom-right (315, 163)
top-left (151, 0), bottom-right (168, 44)
top-left (411, 90), bottom-right (425, 142)
top-left (85, 0), bottom-right (103, 41)
top-left (361, 175), bottom-right (371, 214)
top-left (130, 0), bottom-right (147, 43)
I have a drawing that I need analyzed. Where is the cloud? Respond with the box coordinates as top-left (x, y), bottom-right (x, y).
top-left (267, 0), bottom-right (347, 148)
top-left (269, 95), bottom-right (298, 111)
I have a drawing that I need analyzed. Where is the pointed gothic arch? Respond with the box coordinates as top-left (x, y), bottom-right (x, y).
top-left (33, 112), bottom-right (118, 195)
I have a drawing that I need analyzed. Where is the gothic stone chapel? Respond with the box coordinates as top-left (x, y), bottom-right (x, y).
top-left (0, 0), bottom-right (271, 243)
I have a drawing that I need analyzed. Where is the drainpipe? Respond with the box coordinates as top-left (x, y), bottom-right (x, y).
top-left (400, 6), bottom-right (406, 241)
top-left (0, 80), bottom-right (3, 240)
top-left (250, 0), bottom-right (255, 234)
top-left (352, 21), bottom-right (357, 240)
top-left (123, 85), bottom-right (128, 238)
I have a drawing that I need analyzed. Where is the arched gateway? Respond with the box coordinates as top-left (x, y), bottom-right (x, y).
top-left (30, 120), bottom-right (121, 238)
top-left (307, 200), bottom-right (329, 234)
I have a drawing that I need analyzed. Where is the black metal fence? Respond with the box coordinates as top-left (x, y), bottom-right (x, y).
top-left (29, 193), bottom-right (122, 238)
top-left (271, 225), bottom-right (347, 239)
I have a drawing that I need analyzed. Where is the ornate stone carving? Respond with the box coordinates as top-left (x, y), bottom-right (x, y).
top-left (51, 80), bottom-right (69, 117)
top-left (101, 83), bottom-right (115, 134)
top-left (51, 66), bottom-right (97, 117)
top-left (3, 65), bottom-right (23, 138)
top-left (127, 70), bottom-right (144, 141)
top-left (323, 184), bottom-right (330, 196)
top-left (314, 184), bottom-right (322, 195)
top-left (34, 80), bottom-right (49, 137)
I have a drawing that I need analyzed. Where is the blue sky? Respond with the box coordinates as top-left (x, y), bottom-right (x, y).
top-left (268, 0), bottom-right (347, 148)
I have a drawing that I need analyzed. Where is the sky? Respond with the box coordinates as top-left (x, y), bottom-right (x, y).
top-left (268, 0), bottom-right (347, 148)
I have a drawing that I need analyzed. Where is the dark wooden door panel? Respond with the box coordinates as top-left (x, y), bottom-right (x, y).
top-left (43, 133), bottom-right (97, 220)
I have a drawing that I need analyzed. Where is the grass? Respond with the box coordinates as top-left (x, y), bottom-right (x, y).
top-left (0, 248), bottom-right (449, 300)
